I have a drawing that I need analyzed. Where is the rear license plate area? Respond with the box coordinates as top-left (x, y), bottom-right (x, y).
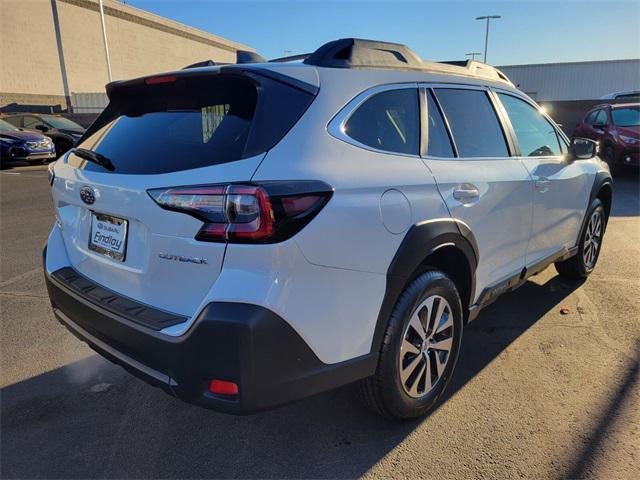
top-left (88, 212), bottom-right (128, 262)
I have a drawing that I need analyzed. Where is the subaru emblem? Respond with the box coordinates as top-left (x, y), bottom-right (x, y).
top-left (80, 185), bottom-right (96, 205)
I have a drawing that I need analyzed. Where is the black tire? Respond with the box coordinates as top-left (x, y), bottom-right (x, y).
top-left (359, 269), bottom-right (463, 419)
top-left (54, 140), bottom-right (72, 158)
top-left (602, 144), bottom-right (620, 176)
top-left (555, 198), bottom-right (606, 279)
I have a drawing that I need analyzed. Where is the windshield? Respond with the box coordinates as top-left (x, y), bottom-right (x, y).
top-left (40, 115), bottom-right (83, 130)
top-left (612, 107), bottom-right (640, 127)
top-left (0, 119), bottom-right (20, 132)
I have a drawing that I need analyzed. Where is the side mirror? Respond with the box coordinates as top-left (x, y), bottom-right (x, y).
top-left (570, 137), bottom-right (597, 161)
top-left (35, 124), bottom-right (49, 132)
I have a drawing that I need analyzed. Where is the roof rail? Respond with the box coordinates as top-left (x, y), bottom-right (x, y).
top-left (303, 38), bottom-right (423, 69)
top-left (299, 38), bottom-right (513, 85)
top-left (269, 53), bottom-right (311, 63)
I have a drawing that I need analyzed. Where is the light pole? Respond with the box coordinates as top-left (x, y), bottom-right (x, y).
top-left (475, 15), bottom-right (501, 63)
top-left (465, 52), bottom-right (483, 61)
top-left (99, 0), bottom-right (112, 82)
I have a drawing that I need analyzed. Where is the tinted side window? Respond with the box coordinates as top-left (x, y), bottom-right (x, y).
top-left (584, 111), bottom-right (597, 124)
top-left (344, 89), bottom-right (419, 155)
top-left (593, 110), bottom-right (608, 126)
top-left (497, 93), bottom-right (561, 157)
top-left (425, 90), bottom-right (454, 157)
top-left (433, 88), bottom-right (509, 158)
top-left (23, 116), bottom-right (41, 128)
top-left (3, 117), bottom-right (22, 128)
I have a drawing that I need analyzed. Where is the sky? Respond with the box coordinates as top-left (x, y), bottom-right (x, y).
top-left (123, 0), bottom-right (640, 65)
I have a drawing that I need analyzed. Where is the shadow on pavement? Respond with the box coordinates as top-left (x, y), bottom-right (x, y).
top-left (562, 342), bottom-right (639, 479)
top-left (1, 273), bottom-right (587, 479)
top-left (609, 169), bottom-right (639, 217)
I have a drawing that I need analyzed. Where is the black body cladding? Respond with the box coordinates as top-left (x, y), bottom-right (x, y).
top-left (370, 219), bottom-right (478, 355)
top-left (45, 258), bottom-right (377, 414)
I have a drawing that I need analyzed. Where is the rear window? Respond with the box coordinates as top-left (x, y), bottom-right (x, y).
top-left (73, 73), bottom-right (314, 174)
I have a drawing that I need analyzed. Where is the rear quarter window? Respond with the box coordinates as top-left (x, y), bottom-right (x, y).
top-left (343, 88), bottom-right (420, 155)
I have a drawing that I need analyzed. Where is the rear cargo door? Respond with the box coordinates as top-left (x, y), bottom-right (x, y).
top-left (50, 70), bottom-right (315, 318)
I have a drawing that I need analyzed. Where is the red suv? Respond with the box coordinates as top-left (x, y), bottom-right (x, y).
top-left (573, 103), bottom-right (639, 174)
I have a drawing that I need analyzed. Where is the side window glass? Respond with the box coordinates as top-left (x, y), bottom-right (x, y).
top-left (585, 111), bottom-right (597, 124)
top-left (424, 90), bottom-right (454, 158)
top-left (433, 88), bottom-right (509, 158)
top-left (594, 110), bottom-right (608, 126)
top-left (344, 88), bottom-right (420, 155)
top-left (497, 93), bottom-right (562, 157)
top-left (22, 116), bottom-right (40, 129)
top-left (4, 117), bottom-right (22, 128)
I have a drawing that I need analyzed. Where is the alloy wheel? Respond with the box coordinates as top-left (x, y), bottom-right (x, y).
top-left (583, 210), bottom-right (602, 269)
top-left (399, 295), bottom-right (454, 398)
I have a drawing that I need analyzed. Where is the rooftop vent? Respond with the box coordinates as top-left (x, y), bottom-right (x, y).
top-left (303, 38), bottom-right (423, 69)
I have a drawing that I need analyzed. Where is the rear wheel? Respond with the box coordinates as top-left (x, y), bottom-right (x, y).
top-left (359, 269), bottom-right (463, 419)
top-left (555, 198), bottom-right (605, 279)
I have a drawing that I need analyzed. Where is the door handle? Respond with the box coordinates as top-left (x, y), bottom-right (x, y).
top-left (535, 177), bottom-right (551, 193)
top-left (453, 183), bottom-right (480, 203)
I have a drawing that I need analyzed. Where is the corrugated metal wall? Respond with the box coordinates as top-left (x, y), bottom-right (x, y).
top-left (71, 92), bottom-right (109, 113)
top-left (498, 60), bottom-right (640, 101)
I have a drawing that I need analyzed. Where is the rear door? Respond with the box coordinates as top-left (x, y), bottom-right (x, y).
top-left (50, 70), bottom-right (315, 318)
top-left (421, 86), bottom-right (533, 303)
top-left (494, 91), bottom-right (593, 264)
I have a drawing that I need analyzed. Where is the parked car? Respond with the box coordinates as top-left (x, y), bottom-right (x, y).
top-left (43, 38), bottom-right (612, 419)
top-left (573, 103), bottom-right (639, 173)
top-left (0, 118), bottom-right (55, 167)
top-left (600, 90), bottom-right (640, 101)
top-left (2, 113), bottom-right (84, 157)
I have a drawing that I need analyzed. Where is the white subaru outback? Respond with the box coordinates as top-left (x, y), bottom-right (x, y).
top-left (44, 39), bottom-right (612, 419)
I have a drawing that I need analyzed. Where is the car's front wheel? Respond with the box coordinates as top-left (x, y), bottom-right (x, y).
top-left (359, 269), bottom-right (463, 419)
top-left (555, 198), bottom-right (606, 279)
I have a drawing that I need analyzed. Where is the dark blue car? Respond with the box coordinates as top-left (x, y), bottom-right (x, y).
top-left (0, 119), bottom-right (56, 168)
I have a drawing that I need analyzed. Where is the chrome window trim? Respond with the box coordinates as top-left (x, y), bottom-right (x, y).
top-left (327, 83), bottom-right (421, 158)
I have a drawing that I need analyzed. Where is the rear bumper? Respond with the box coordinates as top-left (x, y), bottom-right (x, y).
top-left (44, 251), bottom-right (376, 414)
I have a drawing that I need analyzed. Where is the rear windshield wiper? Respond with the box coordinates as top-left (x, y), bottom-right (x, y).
top-left (72, 148), bottom-right (115, 171)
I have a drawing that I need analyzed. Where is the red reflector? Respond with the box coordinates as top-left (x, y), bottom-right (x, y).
top-left (145, 75), bottom-right (177, 85)
top-left (209, 379), bottom-right (239, 396)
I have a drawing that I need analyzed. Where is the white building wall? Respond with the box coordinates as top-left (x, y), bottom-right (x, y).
top-left (498, 59), bottom-right (640, 101)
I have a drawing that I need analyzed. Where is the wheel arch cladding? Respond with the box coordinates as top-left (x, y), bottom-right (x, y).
top-left (596, 180), bottom-right (612, 221)
top-left (370, 219), bottom-right (478, 354)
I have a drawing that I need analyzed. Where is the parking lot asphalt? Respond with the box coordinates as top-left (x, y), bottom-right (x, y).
top-left (1, 166), bottom-right (638, 479)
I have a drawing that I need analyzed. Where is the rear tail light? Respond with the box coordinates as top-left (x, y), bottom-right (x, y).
top-left (148, 181), bottom-right (332, 243)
